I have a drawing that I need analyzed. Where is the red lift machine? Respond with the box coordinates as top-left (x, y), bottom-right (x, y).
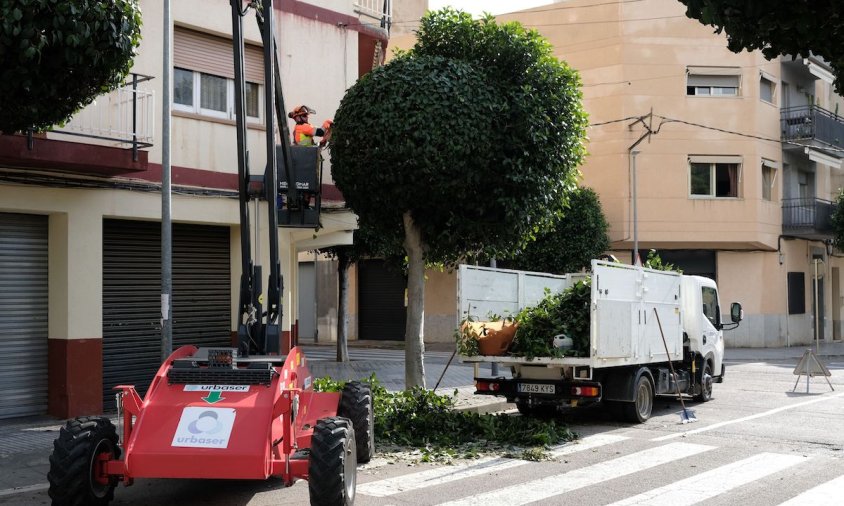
top-left (47, 2), bottom-right (372, 505)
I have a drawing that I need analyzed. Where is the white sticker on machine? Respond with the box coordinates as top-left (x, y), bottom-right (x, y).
top-left (171, 407), bottom-right (236, 448)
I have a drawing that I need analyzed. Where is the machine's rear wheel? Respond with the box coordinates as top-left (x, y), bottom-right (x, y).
top-left (309, 417), bottom-right (356, 506)
top-left (48, 416), bottom-right (121, 506)
top-left (338, 381), bottom-right (375, 463)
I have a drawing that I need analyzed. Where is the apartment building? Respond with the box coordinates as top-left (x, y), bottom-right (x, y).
top-left (324, 0), bottom-right (844, 351)
top-left (0, 0), bottom-right (396, 419)
top-left (494, 0), bottom-right (844, 349)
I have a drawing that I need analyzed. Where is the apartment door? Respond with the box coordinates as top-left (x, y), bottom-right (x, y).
top-left (0, 213), bottom-right (48, 418)
top-left (833, 267), bottom-right (841, 340)
top-left (358, 260), bottom-right (406, 341)
top-left (297, 262), bottom-right (316, 340)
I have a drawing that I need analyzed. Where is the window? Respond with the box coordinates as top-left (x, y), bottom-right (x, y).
top-left (701, 287), bottom-right (719, 327)
top-left (173, 68), bottom-right (262, 122)
top-left (761, 160), bottom-right (777, 201)
top-left (173, 26), bottom-right (264, 123)
top-left (798, 171), bottom-right (810, 199)
top-left (689, 159), bottom-right (741, 198)
top-left (686, 67), bottom-right (741, 96)
top-left (760, 75), bottom-right (775, 103)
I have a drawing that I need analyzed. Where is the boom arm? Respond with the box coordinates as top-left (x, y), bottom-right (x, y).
top-left (230, 0), bottom-right (282, 355)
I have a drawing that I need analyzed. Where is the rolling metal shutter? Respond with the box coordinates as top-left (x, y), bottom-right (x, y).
top-left (357, 260), bottom-right (406, 341)
top-left (174, 26), bottom-right (264, 83)
top-left (102, 220), bottom-right (231, 409)
top-left (0, 213), bottom-right (48, 418)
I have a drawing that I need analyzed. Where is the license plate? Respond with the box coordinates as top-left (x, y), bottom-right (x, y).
top-left (517, 383), bottom-right (554, 394)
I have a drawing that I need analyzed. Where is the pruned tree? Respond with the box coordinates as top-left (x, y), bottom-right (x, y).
top-left (329, 9), bottom-right (587, 388)
top-left (0, 0), bottom-right (142, 133)
top-left (678, 0), bottom-right (844, 94)
top-left (503, 187), bottom-right (610, 275)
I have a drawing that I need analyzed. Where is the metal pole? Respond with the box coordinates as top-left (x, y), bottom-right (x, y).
top-left (490, 258), bottom-right (498, 377)
top-left (815, 258), bottom-right (820, 354)
top-left (161, 0), bottom-right (173, 360)
top-left (132, 73), bottom-right (138, 162)
top-left (631, 150), bottom-right (639, 264)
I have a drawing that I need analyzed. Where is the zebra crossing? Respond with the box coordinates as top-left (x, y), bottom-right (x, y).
top-left (357, 433), bottom-right (844, 505)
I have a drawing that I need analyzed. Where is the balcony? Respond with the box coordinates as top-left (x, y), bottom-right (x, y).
top-left (0, 74), bottom-right (154, 176)
top-left (781, 105), bottom-right (844, 152)
top-left (782, 198), bottom-right (837, 239)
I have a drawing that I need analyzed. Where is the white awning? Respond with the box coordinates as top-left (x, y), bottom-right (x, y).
top-left (686, 66), bottom-right (743, 76)
top-left (761, 158), bottom-right (780, 169)
top-left (804, 147), bottom-right (843, 169)
top-left (804, 59), bottom-right (835, 84)
top-left (688, 155), bottom-right (743, 165)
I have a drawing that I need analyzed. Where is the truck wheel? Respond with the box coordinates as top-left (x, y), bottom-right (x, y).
top-left (694, 361), bottom-right (713, 402)
top-left (47, 416), bottom-right (121, 506)
top-left (309, 417), bottom-right (357, 506)
top-left (621, 375), bottom-right (653, 423)
top-left (338, 381), bottom-right (375, 463)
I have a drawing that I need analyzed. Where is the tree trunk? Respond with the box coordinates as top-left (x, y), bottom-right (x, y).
top-left (403, 211), bottom-right (426, 388)
top-left (336, 251), bottom-right (351, 363)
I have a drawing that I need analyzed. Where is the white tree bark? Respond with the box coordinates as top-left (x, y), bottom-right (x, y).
top-left (403, 211), bottom-right (426, 388)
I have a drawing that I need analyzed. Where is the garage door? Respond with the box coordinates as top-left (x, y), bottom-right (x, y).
top-left (0, 213), bottom-right (48, 419)
top-left (102, 220), bottom-right (232, 409)
top-left (358, 260), bottom-right (406, 341)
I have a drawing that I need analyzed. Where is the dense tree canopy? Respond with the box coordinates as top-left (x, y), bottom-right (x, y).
top-left (503, 187), bottom-right (610, 275)
top-left (330, 9), bottom-right (587, 387)
top-left (0, 0), bottom-right (142, 133)
top-left (679, 1), bottom-right (844, 94)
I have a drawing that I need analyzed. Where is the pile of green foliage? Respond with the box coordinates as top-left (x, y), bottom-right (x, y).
top-left (314, 375), bottom-right (576, 461)
top-left (509, 279), bottom-right (591, 359)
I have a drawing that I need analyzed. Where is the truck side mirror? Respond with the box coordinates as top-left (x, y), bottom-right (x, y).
top-left (730, 302), bottom-right (743, 323)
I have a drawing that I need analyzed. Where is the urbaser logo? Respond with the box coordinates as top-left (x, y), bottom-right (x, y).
top-left (171, 407), bottom-right (236, 448)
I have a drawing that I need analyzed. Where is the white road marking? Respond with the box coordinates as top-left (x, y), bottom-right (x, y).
top-left (778, 474), bottom-right (844, 505)
top-left (436, 442), bottom-right (714, 506)
top-left (652, 391), bottom-right (844, 441)
top-left (0, 483), bottom-right (49, 497)
top-left (358, 433), bottom-right (628, 497)
top-left (608, 452), bottom-right (807, 505)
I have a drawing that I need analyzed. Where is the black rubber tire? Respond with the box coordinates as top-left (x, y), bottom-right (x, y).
top-left (47, 416), bottom-right (121, 506)
top-left (620, 375), bottom-right (654, 423)
top-left (338, 381), bottom-right (375, 463)
top-left (694, 361), bottom-right (714, 402)
top-left (308, 417), bottom-right (357, 506)
top-left (515, 400), bottom-right (558, 417)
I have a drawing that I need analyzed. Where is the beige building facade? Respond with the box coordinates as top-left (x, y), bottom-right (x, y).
top-left (323, 0), bottom-right (844, 350)
top-left (0, 0), bottom-right (398, 419)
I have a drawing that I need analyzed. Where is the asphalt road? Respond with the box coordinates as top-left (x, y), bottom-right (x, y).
top-left (2, 356), bottom-right (842, 505)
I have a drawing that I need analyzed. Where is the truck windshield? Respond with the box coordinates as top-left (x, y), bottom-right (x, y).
top-left (702, 286), bottom-right (719, 326)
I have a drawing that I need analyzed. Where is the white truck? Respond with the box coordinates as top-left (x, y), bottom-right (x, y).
top-left (458, 260), bottom-right (742, 422)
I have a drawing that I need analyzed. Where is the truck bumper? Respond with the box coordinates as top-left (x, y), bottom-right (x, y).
top-left (474, 376), bottom-right (602, 404)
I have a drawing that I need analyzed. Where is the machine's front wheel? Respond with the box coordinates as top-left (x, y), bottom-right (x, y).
top-left (309, 417), bottom-right (357, 506)
top-left (338, 381), bottom-right (375, 463)
top-left (48, 416), bottom-right (121, 506)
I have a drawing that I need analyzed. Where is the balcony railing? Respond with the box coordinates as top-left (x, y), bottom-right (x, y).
top-left (354, 0), bottom-right (391, 27)
top-left (782, 198), bottom-right (837, 238)
top-left (781, 105), bottom-right (844, 151)
top-left (44, 73), bottom-right (155, 161)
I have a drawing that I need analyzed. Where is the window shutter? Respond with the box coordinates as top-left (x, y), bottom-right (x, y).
top-left (687, 74), bottom-right (740, 87)
top-left (174, 26), bottom-right (264, 84)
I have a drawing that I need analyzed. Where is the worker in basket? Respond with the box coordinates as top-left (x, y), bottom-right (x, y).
top-left (288, 105), bottom-right (333, 146)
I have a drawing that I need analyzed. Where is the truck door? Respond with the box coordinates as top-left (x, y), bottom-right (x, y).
top-left (700, 285), bottom-right (722, 367)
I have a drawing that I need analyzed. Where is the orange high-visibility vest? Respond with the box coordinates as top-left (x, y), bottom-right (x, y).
top-left (293, 123), bottom-right (317, 145)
